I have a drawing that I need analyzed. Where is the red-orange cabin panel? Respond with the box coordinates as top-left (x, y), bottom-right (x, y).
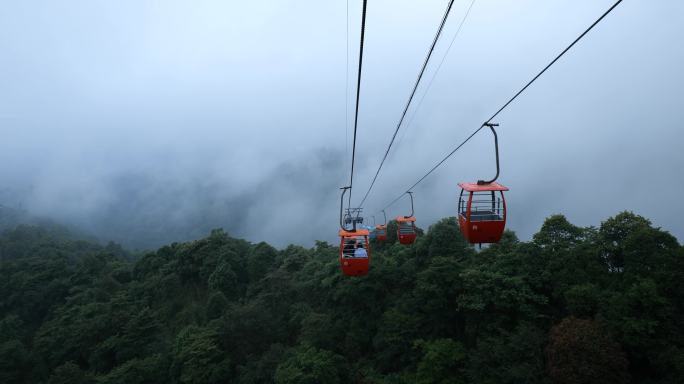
top-left (458, 182), bottom-right (508, 244)
top-left (395, 216), bottom-right (417, 245)
top-left (375, 225), bottom-right (387, 241)
top-left (339, 229), bottom-right (370, 276)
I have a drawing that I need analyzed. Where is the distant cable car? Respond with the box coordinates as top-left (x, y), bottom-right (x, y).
top-left (375, 225), bottom-right (387, 241)
top-left (375, 210), bottom-right (387, 242)
top-left (339, 228), bottom-right (370, 276)
top-left (396, 192), bottom-right (417, 245)
top-left (396, 216), bottom-right (417, 245)
top-left (458, 123), bottom-right (509, 244)
top-left (338, 187), bottom-right (370, 276)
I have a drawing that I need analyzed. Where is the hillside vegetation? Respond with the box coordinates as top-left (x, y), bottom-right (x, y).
top-left (1, 212), bottom-right (683, 383)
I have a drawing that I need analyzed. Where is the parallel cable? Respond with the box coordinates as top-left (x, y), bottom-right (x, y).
top-left (394, 0), bottom-right (477, 151)
top-left (357, 0), bottom-right (456, 208)
top-left (380, 127), bottom-right (483, 211)
top-left (345, 0), bottom-right (350, 170)
top-left (483, 0), bottom-right (624, 125)
top-left (376, 0), bottom-right (625, 212)
top-left (348, 0), bottom-right (368, 207)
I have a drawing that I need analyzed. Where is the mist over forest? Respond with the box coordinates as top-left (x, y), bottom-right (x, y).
top-left (1, 0), bottom-right (683, 250)
top-left (2, 0), bottom-right (684, 383)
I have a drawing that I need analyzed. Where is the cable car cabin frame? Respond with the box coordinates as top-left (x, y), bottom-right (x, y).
top-left (458, 182), bottom-right (508, 244)
top-left (457, 122), bottom-right (510, 244)
top-left (396, 216), bottom-right (417, 245)
top-left (375, 225), bottom-right (387, 241)
top-left (375, 210), bottom-right (388, 242)
top-left (339, 229), bottom-right (370, 276)
top-left (337, 186), bottom-right (370, 276)
top-left (395, 192), bottom-right (417, 245)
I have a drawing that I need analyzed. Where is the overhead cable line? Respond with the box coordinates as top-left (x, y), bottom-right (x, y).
top-left (347, 0), bottom-right (368, 207)
top-left (376, 0), bottom-right (625, 213)
top-left (357, 0), bottom-right (456, 208)
top-left (345, 0), bottom-right (350, 171)
top-left (395, 0), bottom-right (477, 150)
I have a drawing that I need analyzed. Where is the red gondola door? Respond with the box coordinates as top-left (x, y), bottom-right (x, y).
top-left (458, 182), bottom-right (508, 244)
top-left (396, 216), bottom-right (417, 244)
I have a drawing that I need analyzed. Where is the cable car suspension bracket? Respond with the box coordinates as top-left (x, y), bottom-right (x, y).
top-left (478, 123), bottom-right (500, 185)
top-left (340, 187), bottom-right (364, 231)
top-left (404, 191), bottom-right (415, 218)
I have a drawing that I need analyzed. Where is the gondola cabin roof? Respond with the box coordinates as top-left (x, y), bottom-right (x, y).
top-left (396, 216), bottom-right (416, 223)
top-left (339, 229), bottom-right (369, 237)
top-left (458, 182), bottom-right (509, 192)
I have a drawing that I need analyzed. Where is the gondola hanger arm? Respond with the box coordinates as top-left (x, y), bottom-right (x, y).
top-left (477, 123), bottom-right (500, 185)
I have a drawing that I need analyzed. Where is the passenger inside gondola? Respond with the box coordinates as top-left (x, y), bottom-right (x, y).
top-left (343, 239), bottom-right (357, 258)
top-left (354, 242), bottom-right (368, 258)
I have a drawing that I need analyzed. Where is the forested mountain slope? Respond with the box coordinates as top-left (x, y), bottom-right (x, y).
top-left (1, 212), bottom-right (683, 383)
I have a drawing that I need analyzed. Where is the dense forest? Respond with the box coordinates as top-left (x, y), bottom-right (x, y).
top-left (1, 211), bottom-right (683, 383)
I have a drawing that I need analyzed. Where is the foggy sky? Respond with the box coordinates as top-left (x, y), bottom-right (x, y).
top-left (1, 0), bottom-right (683, 249)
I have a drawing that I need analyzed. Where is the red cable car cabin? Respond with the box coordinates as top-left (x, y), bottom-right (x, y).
top-left (396, 216), bottom-right (417, 245)
top-left (375, 225), bottom-right (387, 241)
top-left (339, 229), bottom-right (370, 276)
top-left (458, 182), bottom-right (508, 244)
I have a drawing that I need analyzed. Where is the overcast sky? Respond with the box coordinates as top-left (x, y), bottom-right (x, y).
top-left (1, 0), bottom-right (682, 249)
